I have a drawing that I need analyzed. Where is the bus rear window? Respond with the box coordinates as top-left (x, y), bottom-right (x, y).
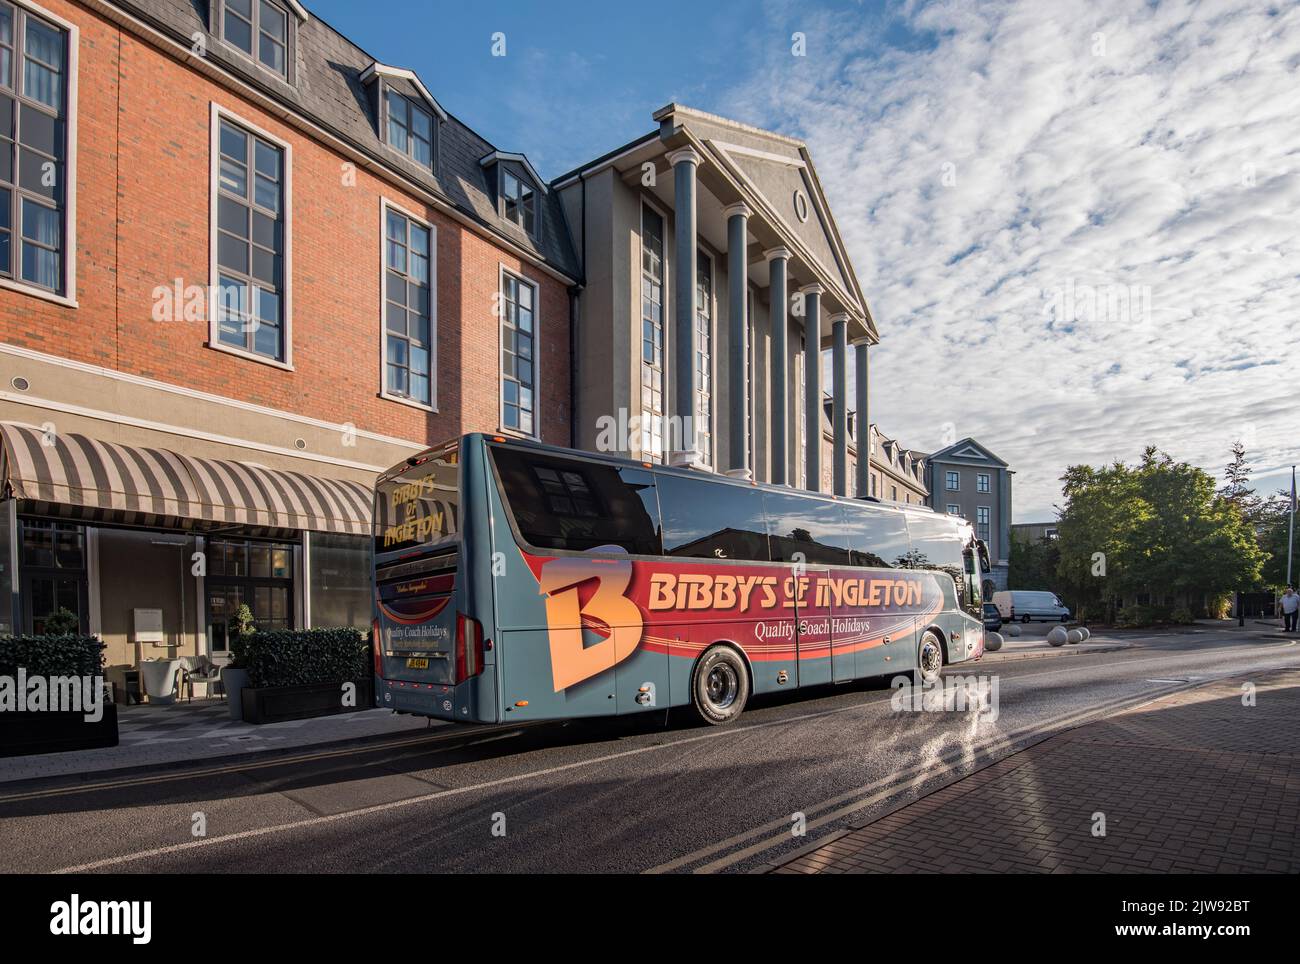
top-left (491, 447), bottom-right (661, 555)
top-left (374, 450), bottom-right (460, 555)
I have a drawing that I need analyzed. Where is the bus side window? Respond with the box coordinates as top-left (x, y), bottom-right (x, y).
top-left (904, 514), bottom-right (965, 591)
top-left (843, 503), bottom-right (910, 569)
top-left (657, 474), bottom-right (770, 562)
top-left (762, 492), bottom-right (850, 566)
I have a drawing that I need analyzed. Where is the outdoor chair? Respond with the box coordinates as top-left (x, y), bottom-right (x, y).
top-left (179, 655), bottom-right (223, 701)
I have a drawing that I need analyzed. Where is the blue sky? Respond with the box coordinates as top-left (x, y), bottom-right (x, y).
top-left (308, 0), bottom-right (898, 178)
top-left (309, 0), bottom-right (1299, 521)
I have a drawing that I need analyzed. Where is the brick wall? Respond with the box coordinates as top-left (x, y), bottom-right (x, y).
top-left (0, 0), bottom-right (570, 449)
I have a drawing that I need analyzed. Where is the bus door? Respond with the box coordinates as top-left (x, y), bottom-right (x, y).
top-left (826, 568), bottom-right (859, 683)
top-left (794, 567), bottom-right (833, 687)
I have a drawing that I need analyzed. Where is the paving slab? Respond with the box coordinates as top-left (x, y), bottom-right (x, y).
top-left (0, 699), bottom-right (442, 785)
top-left (772, 668), bottom-right (1300, 874)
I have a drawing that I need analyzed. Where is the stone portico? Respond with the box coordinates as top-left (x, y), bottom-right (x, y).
top-left (555, 104), bottom-right (878, 495)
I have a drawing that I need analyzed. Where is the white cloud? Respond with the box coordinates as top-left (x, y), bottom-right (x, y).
top-left (723, 0), bottom-right (1300, 519)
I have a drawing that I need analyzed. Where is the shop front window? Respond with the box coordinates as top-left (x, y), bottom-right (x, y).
top-left (307, 532), bottom-right (371, 631)
top-left (19, 518), bottom-right (86, 633)
top-left (206, 537), bottom-right (293, 652)
top-left (0, 502), bottom-right (13, 635)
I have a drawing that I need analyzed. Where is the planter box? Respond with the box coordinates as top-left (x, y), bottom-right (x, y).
top-left (224, 668), bottom-right (250, 721)
top-left (240, 679), bottom-right (373, 725)
top-left (0, 703), bottom-right (119, 757)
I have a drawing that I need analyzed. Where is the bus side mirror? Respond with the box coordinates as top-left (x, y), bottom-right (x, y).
top-left (977, 540), bottom-right (991, 572)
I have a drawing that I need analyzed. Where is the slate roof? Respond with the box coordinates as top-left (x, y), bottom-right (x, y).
top-left (112, 0), bottom-right (580, 279)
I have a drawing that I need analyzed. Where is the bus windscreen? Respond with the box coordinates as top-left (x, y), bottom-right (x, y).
top-left (374, 449), bottom-right (460, 555)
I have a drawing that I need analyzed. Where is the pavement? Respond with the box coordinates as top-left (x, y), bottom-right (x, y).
top-left (772, 667), bottom-right (1300, 874)
top-left (0, 698), bottom-right (437, 785)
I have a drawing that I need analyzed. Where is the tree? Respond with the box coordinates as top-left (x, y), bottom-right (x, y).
top-left (1008, 533), bottom-right (1060, 592)
top-left (1055, 461), bottom-right (1147, 622)
top-left (1054, 447), bottom-right (1265, 623)
top-left (1258, 489), bottom-right (1297, 588)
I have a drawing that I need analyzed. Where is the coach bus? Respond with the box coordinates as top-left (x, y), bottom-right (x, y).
top-left (372, 434), bottom-right (990, 726)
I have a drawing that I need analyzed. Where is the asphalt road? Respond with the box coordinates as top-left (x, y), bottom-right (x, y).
top-left (2, 629), bottom-right (1296, 874)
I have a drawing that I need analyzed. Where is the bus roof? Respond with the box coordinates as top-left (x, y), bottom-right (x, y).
top-left (389, 433), bottom-right (959, 526)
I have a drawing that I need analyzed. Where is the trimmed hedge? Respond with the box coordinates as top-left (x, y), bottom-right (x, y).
top-left (0, 634), bottom-right (106, 678)
top-left (241, 627), bottom-right (371, 689)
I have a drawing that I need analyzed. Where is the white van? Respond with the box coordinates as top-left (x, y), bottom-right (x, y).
top-left (992, 590), bottom-right (1071, 623)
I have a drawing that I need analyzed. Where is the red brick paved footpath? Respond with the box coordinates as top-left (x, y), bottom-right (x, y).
top-left (772, 669), bottom-right (1300, 874)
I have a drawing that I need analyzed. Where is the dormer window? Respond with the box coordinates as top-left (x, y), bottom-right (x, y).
top-left (386, 90), bottom-right (432, 168)
top-left (480, 152), bottom-right (544, 237)
top-left (502, 169), bottom-right (535, 233)
top-left (361, 62), bottom-right (446, 172)
top-left (217, 0), bottom-right (301, 81)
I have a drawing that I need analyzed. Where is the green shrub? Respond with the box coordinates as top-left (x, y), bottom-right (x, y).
top-left (240, 627), bottom-right (370, 689)
top-left (1115, 604), bottom-right (1172, 628)
top-left (227, 604), bottom-right (257, 669)
top-left (42, 607), bottom-right (80, 636)
top-left (1169, 605), bottom-right (1195, 625)
top-left (0, 634), bottom-right (106, 678)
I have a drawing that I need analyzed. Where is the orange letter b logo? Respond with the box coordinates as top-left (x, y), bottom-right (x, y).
top-left (537, 552), bottom-right (643, 692)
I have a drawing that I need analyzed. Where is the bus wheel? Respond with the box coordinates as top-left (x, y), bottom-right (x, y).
top-left (691, 646), bottom-right (749, 726)
top-left (914, 631), bottom-right (944, 687)
top-left (1020, 614), bottom-right (1032, 624)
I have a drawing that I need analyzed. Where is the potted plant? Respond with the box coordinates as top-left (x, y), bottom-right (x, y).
top-left (41, 606), bottom-right (81, 636)
top-left (224, 604), bottom-right (256, 721)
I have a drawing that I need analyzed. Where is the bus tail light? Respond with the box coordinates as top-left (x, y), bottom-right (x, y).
top-left (372, 619), bottom-right (383, 680)
top-left (455, 613), bottom-right (485, 681)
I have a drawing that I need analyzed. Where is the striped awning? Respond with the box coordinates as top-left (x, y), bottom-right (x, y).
top-left (0, 422), bottom-right (373, 536)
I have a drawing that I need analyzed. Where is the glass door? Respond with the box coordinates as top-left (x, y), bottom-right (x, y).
top-left (19, 519), bottom-right (87, 633)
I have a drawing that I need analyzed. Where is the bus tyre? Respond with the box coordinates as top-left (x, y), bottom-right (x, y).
top-left (1020, 614), bottom-right (1032, 624)
top-left (914, 631), bottom-right (944, 687)
top-left (691, 646), bottom-right (749, 726)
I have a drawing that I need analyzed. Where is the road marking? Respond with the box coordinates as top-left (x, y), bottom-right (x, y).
top-left (50, 699), bottom-right (906, 873)
top-left (0, 722), bottom-right (513, 804)
top-left (12, 643), bottom-right (1205, 804)
top-left (649, 683), bottom-right (1197, 874)
top-left (699, 661), bottom-right (1299, 874)
top-left (42, 642), bottom-right (1300, 873)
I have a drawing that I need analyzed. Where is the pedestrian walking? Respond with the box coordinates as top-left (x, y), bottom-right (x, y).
top-left (1281, 587), bottom-right (1300, 633)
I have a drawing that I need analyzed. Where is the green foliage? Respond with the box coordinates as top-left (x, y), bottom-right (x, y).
top-left (1257, 490), bottom-right (1296, 589)
top-left (41, 607), bottom-right (81, 636)
top-left (1054, 446), bottom-right (1265, 624)
top-left (1114, 604), bottom-right (1171, 628)
top-left (1008, 535), bottom-right (1060, 593)
top-left (240, 627), bottom-right (370, 689)
top-left (227, 604), bottom-right (257, 670)
top-left (0, 634), bottom-right (105, 677)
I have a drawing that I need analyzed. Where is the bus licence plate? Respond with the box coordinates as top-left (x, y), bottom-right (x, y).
top-left (405, 657), bottom-right (429, 670)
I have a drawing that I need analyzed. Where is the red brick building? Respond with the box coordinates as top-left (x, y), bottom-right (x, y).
top-left (0, 0), bottom-right (577, 690)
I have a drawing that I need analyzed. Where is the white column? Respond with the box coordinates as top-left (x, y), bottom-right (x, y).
top-left (667, 147), bottom-right (702, 467)
top-left (800, 283), bottom-right (824, 491)
top-left (723, 201), bottom-right (753, 479)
